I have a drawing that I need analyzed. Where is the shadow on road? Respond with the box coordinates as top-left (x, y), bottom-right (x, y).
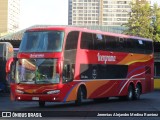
top-left (0, 91), bottom-right (158, 111)
top-left (18, 97), bottom-right (153, 111)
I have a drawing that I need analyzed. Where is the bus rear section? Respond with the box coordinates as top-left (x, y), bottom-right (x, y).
top-left (6, 26), bottom-right (154, 107)
top-left (0, 42), bottom-right (14, 92)
top-left (75, 32), bottom-right (154, 102)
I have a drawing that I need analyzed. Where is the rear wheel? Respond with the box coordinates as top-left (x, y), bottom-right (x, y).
top-left (134, 84), bottom-right (141, 100)
top-left (39, 101), bottom-right (45, 107)
top-left (127, 85), bottom-right (134, 100)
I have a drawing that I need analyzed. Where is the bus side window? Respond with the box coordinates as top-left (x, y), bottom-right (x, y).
top-left (65, 31), bottom-right (79, 50)
top-left (63, 64), bottom-right (74, 83)
top-left (105, 36), bottom-right (117, 51)
top-left (117, 37), bottom-right (126, 52)
top-left (0, 44), bottom-right (5, 59)
top-left (3, 44), bottom-right (6, 60)
top-left (93, 34), bottom-right (106, 50)
top-left (81, 32), bottom-right (94, 50)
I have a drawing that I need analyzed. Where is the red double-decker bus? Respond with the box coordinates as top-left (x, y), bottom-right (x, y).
top-left (6, 26), bottom-right (154, 107)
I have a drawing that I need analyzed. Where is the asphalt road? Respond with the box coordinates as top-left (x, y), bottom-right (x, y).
top-left (0, 90), bottom-right (160, 120)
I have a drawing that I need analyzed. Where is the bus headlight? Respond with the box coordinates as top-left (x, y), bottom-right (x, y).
top-left (16, 89), bottom-right (24, 94)
top-left (47, 90), bottom-right (60, 94)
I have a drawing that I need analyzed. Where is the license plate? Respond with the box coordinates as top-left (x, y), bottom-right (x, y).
top-left (32, 97), bottom-right (39, 101)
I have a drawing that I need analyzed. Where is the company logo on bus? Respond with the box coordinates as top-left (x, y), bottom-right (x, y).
top-left (30, 54), bottom-right (44, 58)
top-left (97, 53), bottom-right (116, 64)
top-left (92, 69), bottom-right (97, 79)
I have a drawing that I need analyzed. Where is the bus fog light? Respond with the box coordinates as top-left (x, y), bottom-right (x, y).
top-left (16, 89), bottom-right (24, 94)
top-left (47, 90), bottom-right (60, 94)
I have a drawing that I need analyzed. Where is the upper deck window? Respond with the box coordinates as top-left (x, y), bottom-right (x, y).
top-left (19, 31), bottom-right (64, 52)
top-left (80, 32), bottom-right (153, 54)
top-left (65, 31), bottom-right (79, 50)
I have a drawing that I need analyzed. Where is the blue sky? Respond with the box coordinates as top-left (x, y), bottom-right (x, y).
top-left (19, 0), bottom-right (160, 30)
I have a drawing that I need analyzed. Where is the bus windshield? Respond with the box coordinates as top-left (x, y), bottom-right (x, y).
top-left (19, 31), bottom-right (64, 52)
top-left (16, 59), bottom-right (59, 84)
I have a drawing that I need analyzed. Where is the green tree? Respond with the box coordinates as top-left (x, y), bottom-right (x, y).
top-left (123, 2), bottom-right (153, 39)
top-left (151, 3), bottom-right (160, 42)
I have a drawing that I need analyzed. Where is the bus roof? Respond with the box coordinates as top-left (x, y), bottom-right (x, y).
top-left (26, 26), bottom-right (152, 42)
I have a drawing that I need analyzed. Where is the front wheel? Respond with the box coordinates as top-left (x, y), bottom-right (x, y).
top-left (39, 101), bottom-right (45, 107)
top-left (75, 87), bottom-right (84, 106)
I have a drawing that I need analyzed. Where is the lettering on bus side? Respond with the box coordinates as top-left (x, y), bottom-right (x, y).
top-left (97, 53), bottom-right (116, 64)
top-left (30, 54), bottom-right (44, 58)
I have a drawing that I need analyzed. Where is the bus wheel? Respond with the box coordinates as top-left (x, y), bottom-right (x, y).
top-left (39, 101), bottom-right (45, 107)
top-left (75, 87), bottom-right (84, 106)
top-left (134, 84), bottom-right (141, 100)
top-left (127, 85), bottom-right (134, 100)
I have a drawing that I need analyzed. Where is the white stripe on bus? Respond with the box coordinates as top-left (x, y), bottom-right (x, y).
top-left (73, 78), bottom-right (145, 82)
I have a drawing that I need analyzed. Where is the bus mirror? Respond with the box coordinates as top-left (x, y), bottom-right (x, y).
top-left (6, 57), bottom-right (18, 83)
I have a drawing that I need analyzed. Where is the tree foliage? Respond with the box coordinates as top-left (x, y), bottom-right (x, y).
top-left (123, 2), bottom-right (160, 42)
top-left (152, 3), bottom-right (160, 42)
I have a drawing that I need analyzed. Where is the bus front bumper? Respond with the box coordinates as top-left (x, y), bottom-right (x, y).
top-left (14, 93), bottom-right (62, 102)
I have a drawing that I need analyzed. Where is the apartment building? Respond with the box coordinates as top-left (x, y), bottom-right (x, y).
top-left (0, 0), bottom-right (20, 34)
top-left (68, 0), bottom-right (151, 26)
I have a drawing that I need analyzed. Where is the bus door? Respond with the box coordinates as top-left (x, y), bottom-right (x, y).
top-left (62, 61), bottom-right (74, 83)
top-left (62, 60), bottom-right (75, 100)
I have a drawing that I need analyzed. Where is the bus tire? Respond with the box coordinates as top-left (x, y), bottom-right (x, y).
top-left (127, 85), bottom-right (134, 101)
top-left (134, 84), bottom-right (141, 100)
top-left (75, 87), bottom-right (84, 106)
top-left (39, 101), bottom-right (45, 107)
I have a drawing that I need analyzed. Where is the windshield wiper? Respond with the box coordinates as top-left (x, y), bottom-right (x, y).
top-left (36, 80), bottom-right (58, 84)
top-left (19, 81), bottom-right (35, 84)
